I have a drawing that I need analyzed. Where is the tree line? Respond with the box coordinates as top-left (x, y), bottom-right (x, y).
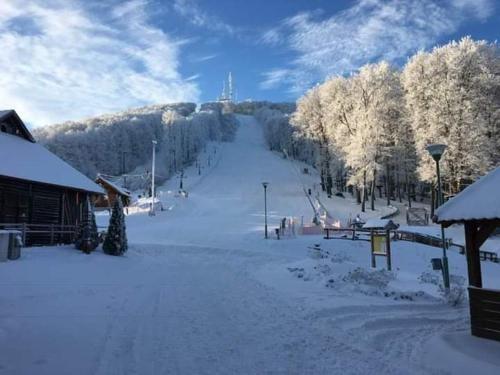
top-left (258, 37), bottom-right (499, 213)
top-left (34, 102), bottom-right (237, 191)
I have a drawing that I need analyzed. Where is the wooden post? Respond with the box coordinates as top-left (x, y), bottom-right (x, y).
top-left (371, 230), bottom-right (376, 268)
top-left (22, 222), bottom-right (27, 245)
top-left (464, 222), bottom-right (482, 288)
top-left (386, 230), bottom-right (392, 271)
top-left (50, 224), bottom-right (54, 245)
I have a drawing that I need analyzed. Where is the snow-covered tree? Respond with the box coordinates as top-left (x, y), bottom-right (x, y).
top-left (291, 86), bottom-right (334, 196)
top-left (34, 103), bottom-right (237, 191)
top-left (74, 197), bottom-right (99, 254)
top-left (402, 37), bottom-right (499, 194)
top-left (103, 199), bottom-right (128, 256)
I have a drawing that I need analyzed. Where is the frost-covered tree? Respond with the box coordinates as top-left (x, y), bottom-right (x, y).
top-left (103, 199), bottom-right (128, 256)
top-left (279, 37), bottom-right (498, 206)
top-left (291, 86), bottom-right (334, 196)
top-left (34, 103), bottom-right (237, 191)
top-left (402, 37), bottom-right (499, 194)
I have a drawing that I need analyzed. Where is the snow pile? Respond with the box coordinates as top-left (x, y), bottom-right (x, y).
top-left (286, 243), bottom-right (445, 303)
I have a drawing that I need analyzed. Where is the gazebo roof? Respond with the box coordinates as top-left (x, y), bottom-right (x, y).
top-left (435, 166), bottom-right (500, 225)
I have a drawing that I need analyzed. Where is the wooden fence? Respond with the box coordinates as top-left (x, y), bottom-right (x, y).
top-left (469, 287), bottom-right (500, 342)
top-left (0, 223), bottom-right (78, 246)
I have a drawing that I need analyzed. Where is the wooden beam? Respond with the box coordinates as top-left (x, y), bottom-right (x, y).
top-left (477, 221), bottom-right (500, 247)
top-left (464, 222), bottom-right (482, 288)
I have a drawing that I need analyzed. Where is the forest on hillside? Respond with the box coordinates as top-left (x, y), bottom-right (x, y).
top-left (34, 102), bottom-right (237, 191)
top-left (257, 38), bottom-right (500, 213)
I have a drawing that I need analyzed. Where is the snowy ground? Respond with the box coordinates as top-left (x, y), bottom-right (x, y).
top-left (1, 115), bottom-right (500, 374)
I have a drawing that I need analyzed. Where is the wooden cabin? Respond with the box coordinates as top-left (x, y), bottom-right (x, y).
top-left (95, 175), bottom-right (131, 209)
top-left (0, 110), bottom-right (104, 246)
top-left (434, 166), bottom-right (500, 342)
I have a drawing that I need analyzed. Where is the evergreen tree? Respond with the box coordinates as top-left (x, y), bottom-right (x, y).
top-left (75, 197), bottom-right (99, 254)
top-left (103, 198), bottom-right (128, 256)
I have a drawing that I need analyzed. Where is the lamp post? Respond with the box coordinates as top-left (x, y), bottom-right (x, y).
top-left (426, 143), bottom-right (450, 290)
top-left (262, 182), bottom-right (269, 239)
top-left (150, 140), bottom-right (157, 216)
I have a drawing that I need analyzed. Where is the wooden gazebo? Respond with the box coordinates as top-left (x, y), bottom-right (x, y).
top-left (434, 166), bottom-right (500, 342)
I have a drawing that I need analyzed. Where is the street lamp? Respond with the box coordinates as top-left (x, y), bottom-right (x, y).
top-left (150, 140), bottom-right (157, 216)
top-left (426, 143), bottom-right (450, 290)
top-left (262, 182), bottom-right (269, 239)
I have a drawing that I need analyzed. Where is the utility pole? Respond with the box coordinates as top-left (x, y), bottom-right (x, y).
top-left (121, 151), bottom-right (128, 189)
top-left (262, 182), bottom-right (269, 239)
top-left (150, 140), bottom-right (157, 216)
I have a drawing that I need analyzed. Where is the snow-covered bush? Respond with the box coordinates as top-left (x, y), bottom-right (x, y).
top-left (342, 267), bottom-right (395, 289)
top-left (440, 285), bottom-right (466, 307)
top-left (418, 271), bottom-right (440, 285)
top-left (103, 199), bottom-right (128, 256)
top-left (74, 197), bottom-right (99, 254)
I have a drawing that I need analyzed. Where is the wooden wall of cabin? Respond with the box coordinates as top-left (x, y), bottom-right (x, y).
top-left (0, 176), bottom-right (89, 245)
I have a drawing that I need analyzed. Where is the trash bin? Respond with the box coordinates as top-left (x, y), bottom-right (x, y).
top-left (0, 230), bottom-right (9, 262)
top-left (7, 230), bottom-right (22, 260)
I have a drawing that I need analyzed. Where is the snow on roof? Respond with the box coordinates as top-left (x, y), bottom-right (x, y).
top-left (363, 219), bottom-right (398, 230)
top-left (435, 167), bottom-right (500, 223)
top-left (96, 175), bottom-right (131, 197)
top-left (0, 132), bottom-right (104, 194)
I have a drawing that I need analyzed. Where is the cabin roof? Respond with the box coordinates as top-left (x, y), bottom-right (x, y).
top-left (435, 167), bottom-right (500, 224)
top-left (0, 109), bottom-right (35, 142)
top-left (0, 131), bottom-right (104, 194)
top-left (96, 175), bottom-right (131, 197)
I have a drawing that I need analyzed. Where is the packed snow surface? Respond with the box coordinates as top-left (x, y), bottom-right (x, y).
top-left (1, 115), bottom-right (500, 374)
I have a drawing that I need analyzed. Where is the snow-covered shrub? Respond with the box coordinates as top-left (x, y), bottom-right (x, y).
top-left (440, 285), bottom-right (466, 307)
top-left (330, 251), bottom-right (351, 264)
top-left (342, 267), bottom-right (395, 289)
top-left (103, 199), bottom-right (128, 256)
top-left (307, 245), bottom-right (329, 259)
top-left (74, 197), bottom-right (99, 254)
top-left (418, 271), bottom-right (440, 285)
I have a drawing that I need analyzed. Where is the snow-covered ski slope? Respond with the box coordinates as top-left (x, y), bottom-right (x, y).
top-left (1, 115), bottom-right (500, 375)
top-left (125, 114), bottom-right (393, 249)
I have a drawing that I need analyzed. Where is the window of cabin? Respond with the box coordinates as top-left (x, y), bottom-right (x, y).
top-left (0, 124), bottom-right (6, 133)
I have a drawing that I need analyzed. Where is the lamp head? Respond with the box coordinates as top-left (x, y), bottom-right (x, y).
top-left (426, 144), bottom-right (447, 162)
top-left (262, 182), bottom-right (269, 189)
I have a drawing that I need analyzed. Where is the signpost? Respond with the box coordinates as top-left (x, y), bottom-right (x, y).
top-left (370, 230), bottom-right (392, 271)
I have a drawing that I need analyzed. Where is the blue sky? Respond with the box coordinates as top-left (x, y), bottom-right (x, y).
top-left (0, 0), bottom-right (498, 127)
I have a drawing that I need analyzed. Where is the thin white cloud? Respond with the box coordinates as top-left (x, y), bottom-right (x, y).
top-left (261, 0), bottom-right (495, 93)
top-left (260, 69), bottom-right (291, 90)
top-left (173, 0), bottom-right (236, 35)
top-left (191, 53), bottom-right (218, 63)
top-left (0, 0), bottom-right (200, 127)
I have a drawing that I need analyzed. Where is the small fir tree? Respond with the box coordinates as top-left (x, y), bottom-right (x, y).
top-left (103, 198), bottom-right (128, 256)
top-left (75, 197), bottom-right (99, 254)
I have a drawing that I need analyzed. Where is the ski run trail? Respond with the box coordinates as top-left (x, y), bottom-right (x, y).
top-left (1, 115), bottom-right (500, 375)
